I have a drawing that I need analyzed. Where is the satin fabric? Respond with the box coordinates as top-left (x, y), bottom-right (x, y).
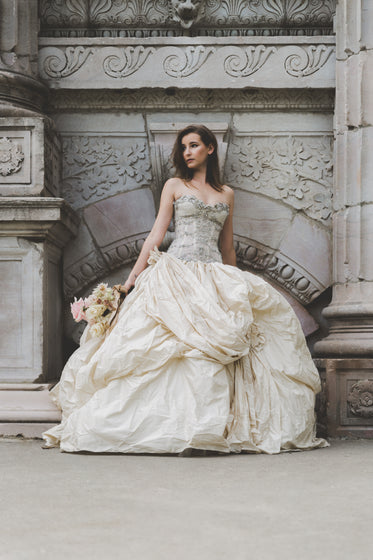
top-left (43, 250), bottom-right (329, 454)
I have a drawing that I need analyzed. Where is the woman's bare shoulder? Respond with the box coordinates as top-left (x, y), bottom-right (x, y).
top-left (162, 177), bottom-right (185, 199)
top-left (221, 184), bottom-right (234, 202)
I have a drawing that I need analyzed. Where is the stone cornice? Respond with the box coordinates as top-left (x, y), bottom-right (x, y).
top-left (39, 0), bottom-right (335, 37)
top-left (0, 197), bottom-right (79, 247)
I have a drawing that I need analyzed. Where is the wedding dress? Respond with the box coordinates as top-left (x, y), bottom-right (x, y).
top-left (43, 194), bottom-right (329, 454)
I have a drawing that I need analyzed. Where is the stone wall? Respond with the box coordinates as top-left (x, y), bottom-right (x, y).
top-left (5, 0), bottom-right (373, 438)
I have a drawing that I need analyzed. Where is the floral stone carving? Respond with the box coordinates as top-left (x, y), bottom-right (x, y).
top-left (226, 135), bottom-right (333, 223)
top-left (347, 380), bottom-right (373, 418)
top-left (0, 137), bottom-right (24, 176)
top-left (61, 136), bottom-right (152, 209)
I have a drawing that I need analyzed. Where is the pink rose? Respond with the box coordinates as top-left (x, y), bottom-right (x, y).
top-left (70, 297), bottom-right (86, 322)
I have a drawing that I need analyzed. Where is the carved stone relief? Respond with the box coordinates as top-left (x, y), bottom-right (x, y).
top-left (225, 134), bottom-right (333, 223)
top-left (0, 137), bottom-right (24, 176)
top-left (39, 0), bottom-right (335, 37)
top-left (171, 0), bottom-right (204, 29)
top-left (61, 135), bottom-right (152, 209)
top-left (49, 88), bottom-right (335, 112)
top-left (234, 237), bottom-right (323, 305)
top-left (38, 39), bottom-right (336, 89)
top-left (347, 380), bottom-right (373, 418)
top-left (42, 45), bottom-right (94, 78)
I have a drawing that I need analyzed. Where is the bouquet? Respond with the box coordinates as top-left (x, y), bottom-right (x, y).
top-left (70, 283), bottom-right (125, 337)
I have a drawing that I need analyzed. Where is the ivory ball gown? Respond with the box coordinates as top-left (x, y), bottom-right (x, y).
top-left (43, 194), bottom-right (329, 454)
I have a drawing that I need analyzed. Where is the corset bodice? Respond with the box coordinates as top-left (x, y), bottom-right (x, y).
top-left (167, 194), bottom-right (230, 263)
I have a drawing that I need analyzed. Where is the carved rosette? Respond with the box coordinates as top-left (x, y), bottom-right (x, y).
top-left (0, 137), bottom-right (24, 176)
top-left (347, 380), bottom-right (373, 418)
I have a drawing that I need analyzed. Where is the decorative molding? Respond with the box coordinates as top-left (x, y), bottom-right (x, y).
top-left (64, 235), bottom-right (146, 297)
top-left (347, 380), bottom-right (373, 418)
top-left (226, 134), bottom-right (333, 223)
top-left (38, 38), bottom-right (336, 88)
top-left (61, 136), bottom-right (152, 209)
top-left (0, 137), bottom-right (24, 176)
top-left (163, 45), bottom-right (215, 77)
top-left (284, 45), bottom-right (334, 77)
top-left (224, 45), bottom-right (276, 77)
top-left (42, 46), bottom-right (94, 78)
top-left (91, 0), bottom-right (169, 25)
top-left (39, 0), bottom-right (335, 37)
top-left (49, 88), bottom-right (335, 112)
top-left (205, 0), bottom-right (335, 26)
top-left (103, 46), bottom-right (155, 78)
top-left (235, 237), bottom-right (323, 304)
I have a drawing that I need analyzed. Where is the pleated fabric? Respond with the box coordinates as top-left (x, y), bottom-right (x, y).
top-left (43, 250), bottom-right (329, 454)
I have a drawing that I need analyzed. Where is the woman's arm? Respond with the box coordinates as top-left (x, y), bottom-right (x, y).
top-left (115, 180), bottom-right (176, 293)
top-left (219, 188), bottom-right (237, 267)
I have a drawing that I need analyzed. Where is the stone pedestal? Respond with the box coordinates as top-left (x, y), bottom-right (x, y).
top-left (0, 198), bottom-right (78, 383)
top-left (325, 359), bottom-right (373, 438)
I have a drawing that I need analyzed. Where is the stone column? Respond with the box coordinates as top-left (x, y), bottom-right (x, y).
top-left (315, 0), bottom-right (373, 436)
top-left (0, 1), bottom-right (78, 436)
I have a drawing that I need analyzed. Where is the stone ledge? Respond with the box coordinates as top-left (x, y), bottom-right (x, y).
top-left (0, 197), bottom-right (79, 247)
top-left (0, 383), bottom-right (61, 423)
top-left (0, 423), bottom-right (58, 439)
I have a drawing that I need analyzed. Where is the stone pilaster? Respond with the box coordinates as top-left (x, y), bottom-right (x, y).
top-left (0, 1), bottom-right (78, 435)
top-left (315, 0), bottom-right (373, 357)
top-left (315, 0), bottom-right (373, 437)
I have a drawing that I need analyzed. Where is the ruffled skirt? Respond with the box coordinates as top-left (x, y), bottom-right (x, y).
top-left (43, 250), bottom-right (329, 454)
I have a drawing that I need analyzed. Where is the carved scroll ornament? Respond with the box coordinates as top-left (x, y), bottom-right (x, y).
top-left (284, 45), bottom-right (335, 77)
top-left (224, 45), bottom-right (276, 77)
top-left (163, 45), bottom-right (215, 77)
top-left (103, 46), bottom-right (155, 78)
top-left (42, 46), bottom-right (94, 78)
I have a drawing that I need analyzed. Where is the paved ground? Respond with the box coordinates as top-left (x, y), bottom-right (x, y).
top-left (1, 438), bottom-right (372, 560)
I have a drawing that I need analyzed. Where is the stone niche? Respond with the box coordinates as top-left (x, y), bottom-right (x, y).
top-left (45, 89), bottom-right (335, 348)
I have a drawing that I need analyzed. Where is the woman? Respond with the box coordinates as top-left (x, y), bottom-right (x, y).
top-left (43, 124), bottom-right (329, 454)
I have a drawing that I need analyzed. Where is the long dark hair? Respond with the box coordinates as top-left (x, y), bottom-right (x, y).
top-left (172, 124), bottom-right (223, 192)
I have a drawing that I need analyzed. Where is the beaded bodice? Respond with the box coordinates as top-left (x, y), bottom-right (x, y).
top-left (167, 194), bottom-right (230, 263)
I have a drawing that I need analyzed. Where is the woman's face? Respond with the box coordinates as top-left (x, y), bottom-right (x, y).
top-left (181, 133), bottom-right (213, 171)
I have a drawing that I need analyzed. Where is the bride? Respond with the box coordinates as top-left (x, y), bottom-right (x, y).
top-left (43, 124), bottom-right (329, 454)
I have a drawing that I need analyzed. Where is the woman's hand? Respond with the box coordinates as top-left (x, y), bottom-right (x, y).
top-left (113, 278), bottom-right (134, 294)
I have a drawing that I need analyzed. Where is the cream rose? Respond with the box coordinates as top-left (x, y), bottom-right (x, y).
top-left (85, 304), bottom-right (106, 322)
top-left (89, 321), bottom-right (107, 337)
